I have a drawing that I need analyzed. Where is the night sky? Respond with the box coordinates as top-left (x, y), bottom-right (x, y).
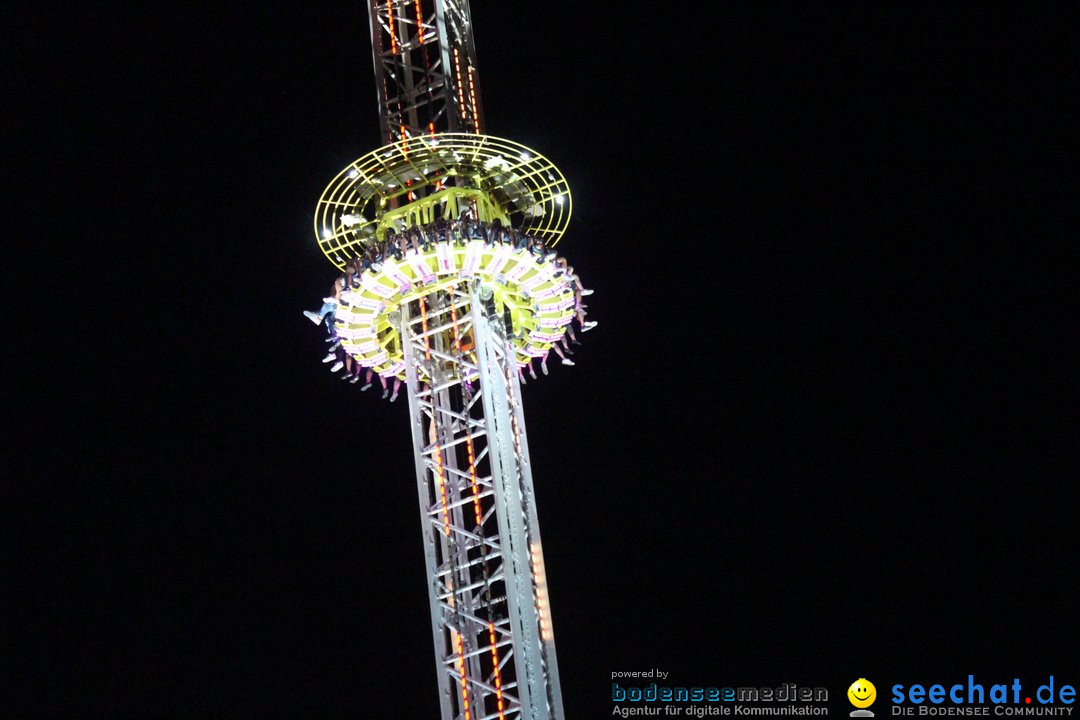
top-left (13, 3), bottom-right (1076, 717)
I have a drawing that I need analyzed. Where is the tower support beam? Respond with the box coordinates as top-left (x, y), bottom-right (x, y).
top-left (333, 5), bottom-right (570, 718)
top-left (367, 0), bottom-right (485, 142)
top-left (398, 284), bottom-right (564, 720)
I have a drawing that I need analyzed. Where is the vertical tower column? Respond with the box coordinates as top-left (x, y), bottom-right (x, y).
top-left (367, 0), bottom-right (485, 141)
top-left (471, 286), bottom-right (564, 720)
top-left (399, 284), bottom-right (564, 720)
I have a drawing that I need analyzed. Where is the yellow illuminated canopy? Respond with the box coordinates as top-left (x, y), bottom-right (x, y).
top-left (314, 133), bottom-right (573, 270)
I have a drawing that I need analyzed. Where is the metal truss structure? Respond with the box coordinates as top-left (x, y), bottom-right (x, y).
top-left (309, 2), bottom-right (574, 717)
top-left (398, 285), bottom-right (563, 720)
top-left (367, 0), bottom-right (485, 141)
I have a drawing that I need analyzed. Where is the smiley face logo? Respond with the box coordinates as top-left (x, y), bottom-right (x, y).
top-left (848, 679), bottom-right (877, 709)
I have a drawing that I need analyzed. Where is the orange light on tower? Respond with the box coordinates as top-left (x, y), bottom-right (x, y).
top-left (453, 48), bottom-right (469, 125)
top-left (488, 621), bottom-right (507, 719)
top-left (453, 630), bottom-right (472, 720)
top-left (387, 0), bottom-right (399, 55)
top-left (414, 0), bottom-right (425, 45)
top-left (468, 65), bottom-right (480, 133)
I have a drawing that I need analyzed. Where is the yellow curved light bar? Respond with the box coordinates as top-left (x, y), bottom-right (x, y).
top-left (314, 133), bottom-right (572, 270)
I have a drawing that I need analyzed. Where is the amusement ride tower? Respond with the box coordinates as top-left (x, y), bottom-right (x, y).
top-left (308, 3), bottom-right (590, 719)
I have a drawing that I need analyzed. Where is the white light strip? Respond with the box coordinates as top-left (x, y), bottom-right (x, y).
top-left (408, 253), bottom-right (434, 281)
top-left (521, 272), bottom-right (552, 293)
top-left (382, 258), bottom-right (412, 290)
top-left (530, 285), bottom-right (561, 300)
top-left (535, 298), bottom-right (574, 313)
top-left (347, 339), bottom-right (380, 354)
top-left (341, 291), bottom-right (384, 310)
top-left (379, 361), bottom-right (405, 377)
top-left (532, 328), bottom-right (566, 340)
top-left (463, 239), bottom-right (484, 275)
top-left (436, 242), bottom-right (456, 273)
top-left (483, 244), bottom-right (513, 276)
top-left (362, 274), bottom-right (396, 298)
top-left (364, 351), bottom-right (389, 366)
top-left (536, 316), bottom-right (571, 329)
top-left (505, 258), bottom-right (534, 283)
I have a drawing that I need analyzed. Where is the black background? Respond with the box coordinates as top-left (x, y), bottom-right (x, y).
top-left (11, 2), bottom-right (1076, 717)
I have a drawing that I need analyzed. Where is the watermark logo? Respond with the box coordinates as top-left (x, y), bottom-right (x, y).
top-left (891, 676), bottom-right (1075, 715)
top-left (849, 679), bottom-right (878, 718)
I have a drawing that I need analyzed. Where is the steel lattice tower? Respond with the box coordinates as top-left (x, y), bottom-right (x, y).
top-left (310, 3), bottom-right (585, 718)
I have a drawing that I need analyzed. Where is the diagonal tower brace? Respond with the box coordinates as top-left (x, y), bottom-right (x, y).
top-left (399, 284), bottom-right (564, 720)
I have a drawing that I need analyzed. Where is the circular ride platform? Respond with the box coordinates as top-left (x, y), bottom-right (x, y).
top-left (334, 238), bottom-right (576, 382)
top-left (313, 133), bottom-right (581, 384)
